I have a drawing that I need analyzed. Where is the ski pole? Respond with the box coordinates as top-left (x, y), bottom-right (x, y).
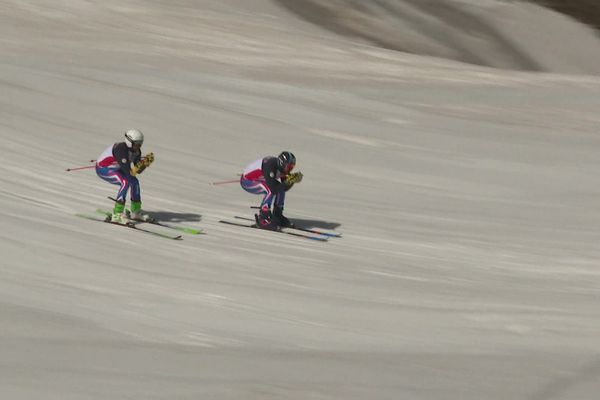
top-left (209, 175), bottom-right (242, 186)
top-left (210, 179), bottom-right (239, 186)
top-left (66, 165), bottom-right (95, 172)
top-left (65, 160), bottom-right (96, 172)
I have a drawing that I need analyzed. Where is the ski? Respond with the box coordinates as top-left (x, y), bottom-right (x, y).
top-left (219, 220), bottom-right (329, 242)
top-left (76, 213), bottom-right (183, 240)
top-left (235, 215), bottom-right (341, 238)
top-left (97, 209), bottom-right (203, 235)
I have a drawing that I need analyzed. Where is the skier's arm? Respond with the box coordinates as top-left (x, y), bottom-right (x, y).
top-left (131, 153), bottom-right (154, 176)
top-left (283, 171), bottom-right (303, 191)
top-left (112, 143), bottom-right (131, 175)
top-left (262, 158), bottom-right (286, 194)
top-left (112, 142), bottom-right (141, 176)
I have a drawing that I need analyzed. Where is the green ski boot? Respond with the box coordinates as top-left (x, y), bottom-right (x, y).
top-left (130, 201), bottom-right (153, 222)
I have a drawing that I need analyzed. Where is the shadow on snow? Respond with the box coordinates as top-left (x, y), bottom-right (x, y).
top-left (147, 211), bottom-right (202, 223)
top-left (290, 218), bottom-right (341, 231)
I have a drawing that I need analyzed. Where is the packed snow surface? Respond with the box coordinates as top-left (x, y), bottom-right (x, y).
top-left (1, 1), bottom-right (600, 399)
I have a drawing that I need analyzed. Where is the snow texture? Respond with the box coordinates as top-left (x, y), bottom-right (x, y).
top-left (1, 1), bottom-right (600, 399)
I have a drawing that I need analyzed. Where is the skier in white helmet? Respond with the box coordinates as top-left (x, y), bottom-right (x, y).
top-left (95, 129), bottom-right (155, 223)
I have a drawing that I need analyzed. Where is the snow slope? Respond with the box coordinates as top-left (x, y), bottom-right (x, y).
top-left (276, 0), bottom-right (600, 73)
top-left (1, 1), bottom-right (600, 399)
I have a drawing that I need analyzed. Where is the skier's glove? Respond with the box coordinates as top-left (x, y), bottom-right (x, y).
top-left (131, 152), bottom-right (154, 176)
top-left (284, 171), bottom-right (303, 186)
top-left (143, 152), bottom-right (155, 166)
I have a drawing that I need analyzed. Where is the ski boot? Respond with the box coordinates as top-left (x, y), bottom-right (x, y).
top-left (129, 201), bottom-right (154, 222)
top-left (273, 205), bottom-right (293, 228)
top-left (109, 200), bottom-right (131, 224)
top-left (255, 205), bottom-right (278, 230)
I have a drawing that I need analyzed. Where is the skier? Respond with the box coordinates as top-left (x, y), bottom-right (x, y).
top-left (240, 151), bottom-right (303, 229)
top-left (95, 129), bottom-right (155, 223)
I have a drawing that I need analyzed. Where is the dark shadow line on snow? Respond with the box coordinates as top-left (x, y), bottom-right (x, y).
top-left (147, 211), bottom-right (202, 223)
top-left (291, 218), bottom-right (341, 230)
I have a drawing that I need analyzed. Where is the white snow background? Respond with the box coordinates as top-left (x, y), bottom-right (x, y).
top-left (1, 1), bottom-right (600, 399)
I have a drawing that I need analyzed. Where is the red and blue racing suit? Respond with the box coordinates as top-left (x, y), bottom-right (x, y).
top-left (95, 142), bottom-right (142, 203)
top-left (240, 157), bottom-right (288, 213)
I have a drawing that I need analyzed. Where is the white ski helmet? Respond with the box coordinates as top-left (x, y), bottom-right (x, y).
top-left (124, 129), bottom-right (144, 148)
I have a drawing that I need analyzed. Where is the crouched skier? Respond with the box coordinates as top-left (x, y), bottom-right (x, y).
top-left (240, 151), bottom-right (303, 230)
top-left (95, 129), bottom-right (155, 223)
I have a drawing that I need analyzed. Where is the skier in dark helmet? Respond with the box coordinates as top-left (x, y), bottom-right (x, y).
top-left (240, 151), bottom-right (303, 230)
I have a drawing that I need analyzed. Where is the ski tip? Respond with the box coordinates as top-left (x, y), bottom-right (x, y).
top-left (173, 228), bottom-right (203, 235)
top-left (315, 232), bottom-right (342, 238)
top-left (303, 235), bottom-right (328, 242)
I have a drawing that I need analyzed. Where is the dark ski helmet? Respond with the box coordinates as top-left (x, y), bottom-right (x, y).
top-left (277, 151), bottom-right (296, 173)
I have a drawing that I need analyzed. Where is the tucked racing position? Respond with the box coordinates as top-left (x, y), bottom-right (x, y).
top-left (95, 129), bottom-right (155, 223)
top-left (240, 151), bottom-right (303, 230)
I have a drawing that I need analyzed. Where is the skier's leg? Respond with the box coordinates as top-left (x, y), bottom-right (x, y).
top-left (96, 167), bottom-right (130, 202)
top-left (128, 177), bottom-right (153, 222)
top-left (129, 177), bottom-right (141, 202)
top-left (96, 166), bottom-right (130, 222)
top-left (127, 177), bottom-right (144, 217)
top-left (273, 192), bottom-right (291, 227)
top-left (274, 191), bottom-right (285, 209)
top-left (241, 178), bottom-right (276, 229)
top-left (240, 178), bottom-right (267, 195)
